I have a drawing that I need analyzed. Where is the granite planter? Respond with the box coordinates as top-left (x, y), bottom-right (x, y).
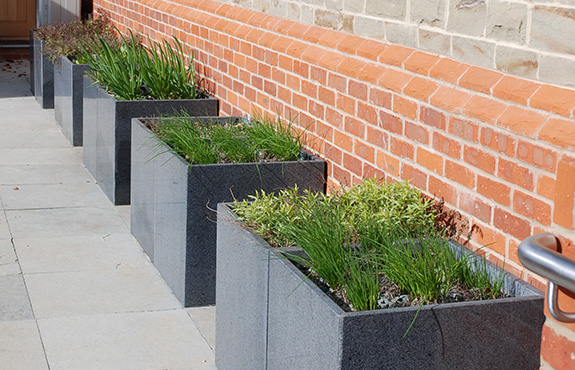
top-left (216, 204), bottom-right (546, 370)
top-left (131, 117), bottom-right (327, 307)
top-left (54, 56), bottom-right (89, 146)
top-left (83, 75), bottom-right (219, 205)
top-left (30, 30), bottom-right (54, 109)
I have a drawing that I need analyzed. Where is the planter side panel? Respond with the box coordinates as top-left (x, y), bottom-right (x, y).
top-left (82, 76), bottom-right (99, 174)
top-left (32, 37), bottom-right (54, 109)
top-left (185, 160), bottom-right (326, 307)
top-left (215, 204), bottom-right (269, 370)
top-left (267, 249), bottom-right (342, 369)
top-left (55, 56), bottom-right (88, 146)
top-left (29, 30), bottom-right (35, 94)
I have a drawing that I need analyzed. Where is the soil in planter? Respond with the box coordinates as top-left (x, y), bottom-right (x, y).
top-left (293, 260), bottom-right (508, 313)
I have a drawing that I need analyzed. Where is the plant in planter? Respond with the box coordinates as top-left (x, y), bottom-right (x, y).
top-left (216, 180), bottom-right (545, 369)
top-left (131, 113), bottom-right (326, 307)
top-left (35, 15), bottom-right (118, 145)
top-left (81, 32), bottom-right (218, 205)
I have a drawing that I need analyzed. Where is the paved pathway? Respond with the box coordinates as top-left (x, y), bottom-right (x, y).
top-left (0, 59), bottom-right (216, 369)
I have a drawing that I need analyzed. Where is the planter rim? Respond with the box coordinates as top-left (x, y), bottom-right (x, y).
top-left (219, 202), bottom-right (544, 319)
top-left (132, 117), bottom-right (324, 168)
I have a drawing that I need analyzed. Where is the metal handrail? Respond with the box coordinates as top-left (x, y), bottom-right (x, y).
top-left (518, 233), bottom-right (575, 323)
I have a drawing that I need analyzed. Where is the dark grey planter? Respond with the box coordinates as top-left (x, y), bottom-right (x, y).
top-left (54, 56), bottom-right (89, 146)
top-left (131, 118), bottom-right (327, 307)
top-left (82, 75), bottom-right (219, 205)
top-left (216, 204), bottom-right (545, 370)
top-left (30, 31), bottom-right (54, 109)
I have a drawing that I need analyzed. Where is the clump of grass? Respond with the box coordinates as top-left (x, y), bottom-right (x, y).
top-left (80, 30), bottom-right (199, 100)
top-left (232, 179), bottom-right (505, 313)
top-left (149, 113), bottom-right (304, 165)
top-left (35, 13), bottom-right (118, 64)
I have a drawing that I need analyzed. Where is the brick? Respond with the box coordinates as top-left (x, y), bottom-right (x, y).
top-left (315, 121), bottom-right (334, 142)
top-left (326, 107), bottom-right (344, 128)
top-left (367, 126), bottom-right (388, 148)
top-left (343, 152), bottom-right (363, 176)
top-left (461, 95), bottom-right (507, 125)
top-left (363, 162), bottom-right (388, 180)
top-left (459, 66), bottom-right (504, 95)
top-left (405, 121), bottom-right (429, 144)
top-left (345, 117), bottom-right (366, 139)
top-left (324, 141), bottom-right (343, 165)
top-left (497, 106), bottom-right (547, 137)
top-left (541, 323), bottom-right (575, 370)
top-left (336, 57), bottom-right (365, 79)
top-left (302, 81), bottom-right (318, 99)
top-left (492, 76), bottom-right (540, 106)
top-left (554, 156), bottom-right (575, 229)
top-left (293, 60), bottom-right (310, 79)
top-left (292, 93), bottom-right (308, 111)
top-left (517, 140), bottom-right (557, 172)
top-left (355, 141), bottom-right (376, 162)
top-left (318, 28), bottom-right (347, 49)
top-left (333, 130), bottom-right (354, 152)
top-left (539, 117), bottom-right (575, 151)
top-left (393, 95), bottom-right (418, 119)
top-left (480, 127), bottom-right (516, 157)
top-left (417, 147), bottom-right (444, 174)
top-left (379, 110), bottom-right (403, 135)
top-left (403, 77), bottom-right (439, 102)
top-left (474, 224), bottom-right (507, 256)
top-left (513, 190), bottom-right (552, 226)
top-left (378, 44), bottom-right (414, 67)
top-left (390, 136), bottom-right (415, 159)
top-left (302, 26), bottom-right (325, 44)
top-left (420, 106), bottom-right (446, 130)
top-left (429, 176), bottom-right (457, 205)
top-left (356, 39), bottom-right (388, 61)
top-left (272, 36), bottom-right (294, 53)
top-left (376, 150), bottom-right (400, 176)
top-left (337, 94), bottom-right (356, 115)
top-left (348, 80), bottom-right (368, 100)
top-left (459, 192), bottom-right (492, 223)
top-left (403, 51), bottom-right (440, 75)
top-left (301, 46), bottom-right (326, 66)
top-left (369, 88), bottom-right (392, 109)
top-left (498, 158), bottom-right (534, 191)
top-left (328, 73), bottom-right (347, 94)
top-left (464, 146), bottom-right (496, 174)
top-left (429, 58), bottom-right (469, 84)
top-left (358, 102), bottom-right (377, 124)
top-left (378, 69), bottom-right (413, 93)
top-left (337, 34), bottom-right (367, 55)
top-left (310, 66), bottom-right (327, 84)
top-left (433, 133), bottom-right (461, 159)
top-left (400, 164), bottom-right (428, 190)
top-left (445, 160), bottom-right (474, 189)
top-left (358, 63), bottom-right (387, 85)
top-left (477, 175), bottom-right (510, 206)
top-left (537, 174), bottom-right (556, 201)
top-left (308, 100), bottom-right (325, 119)
top-left (530, 85), bottom-right (575, 118)
top-left (318, 87), bottom-right (336, 106)
top-left (332, 164), bottom-right (353, 186)
top-left (429, 86), bottom-right (471, 114)
top-left (493, 207), bottom-right (531, 240)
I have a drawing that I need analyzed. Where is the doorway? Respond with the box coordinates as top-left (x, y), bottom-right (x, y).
top-left (0, 0), bottom-right (36, 41)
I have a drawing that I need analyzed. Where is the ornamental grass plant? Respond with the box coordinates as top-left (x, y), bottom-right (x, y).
top-left (232, 179), bottom-right (504, 312)
top-left (148, 112), bottom-right (304, 165)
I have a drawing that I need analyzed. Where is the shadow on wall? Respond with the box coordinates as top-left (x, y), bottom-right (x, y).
top-left (38, 0), bottom-right (82, 26)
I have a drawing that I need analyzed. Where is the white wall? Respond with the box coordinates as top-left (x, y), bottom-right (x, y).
top-left (37, 0), bottom-right (80, 26)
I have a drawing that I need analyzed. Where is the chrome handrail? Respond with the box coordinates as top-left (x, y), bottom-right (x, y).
top-left (518, 233), bottom-right (575, 323)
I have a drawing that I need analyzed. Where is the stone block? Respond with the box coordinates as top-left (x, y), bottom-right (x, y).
top-left (54, 56), bottom-right (90, 146)
top-left (269, 0), bottom-right (287, 17)
top-left (82, 75), bottom-right (219, 205)
top-left (419, 28), bottom-right (451, 55)
top-left (315, 9), bottom-right (342, 30)
top-left (354, 16), bottom-right (385, 40)
top-left (495, 45), bottom-right (538, 79)
top-left (486, 1), bottom-right (528, 44)
top-left (31, 32), bottom-right (54, 109)
top-left (539, 53), bottom-right (575, 88)
top-left (447, 0), bottom-right (487, 37)
top-left (452, 35), bottom-right (496, 69)
top-left (410, 0), bottom-right (446, 27)
top-left (385, 22), bottom-right (418, 48)
top-left (131, 118), bottom-right (327, 307)
top-left (344, 0), bottom-right (365, 12)
top-left (531, 6), bottom-right (575, 55)
top-left (367, 0), bottom-right (407, 20)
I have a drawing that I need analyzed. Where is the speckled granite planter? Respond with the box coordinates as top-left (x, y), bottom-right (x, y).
top-left (131, 117), bottom-right (326, 307)
top-left (82, 75), bottom-right (219, 205)
top-left (30, 31), bottom-right (54, 109)
top-left (54, 56), bottom-right (89, 146)
top-left (216, 205), bottom-right (545, 370)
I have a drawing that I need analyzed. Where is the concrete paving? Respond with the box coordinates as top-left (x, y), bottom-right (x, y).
top-left (0, 59), bottom-right (216, 369)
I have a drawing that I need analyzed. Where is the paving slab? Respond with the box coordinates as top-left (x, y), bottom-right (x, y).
top-left (6, 206), bottom-right (130, 239)
top-left (0, 239), bottom-right (20, 276)
top-left (38, 310), bottom-right (215, 370)
top-left (0, 148), bottom-right (82, 166)
top-left (187, 306), bottom-right (216, 351)
top-left (0, 183), bottom-right (109, 210)
top-left (0, 274), bottom-right (34, 322)
top-left (0, 131), bottom-right (70, 149)
top-left (25, 264), bottom-right (182, 319)
top-left (14, 234), bottom-right (148, 274)
top-left (0, 320), bottom-right (49, 370)
top-left (0, 164), bottom-right (94, 185)
top-left (0, 209), bottom-right (10, 239)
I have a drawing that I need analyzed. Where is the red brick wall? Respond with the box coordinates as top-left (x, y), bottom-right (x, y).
top-left (94, 0), bottom-right (575, 366)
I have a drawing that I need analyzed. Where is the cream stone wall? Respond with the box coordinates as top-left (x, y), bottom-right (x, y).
top-left (223, 0), bottom-right (575, 88)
